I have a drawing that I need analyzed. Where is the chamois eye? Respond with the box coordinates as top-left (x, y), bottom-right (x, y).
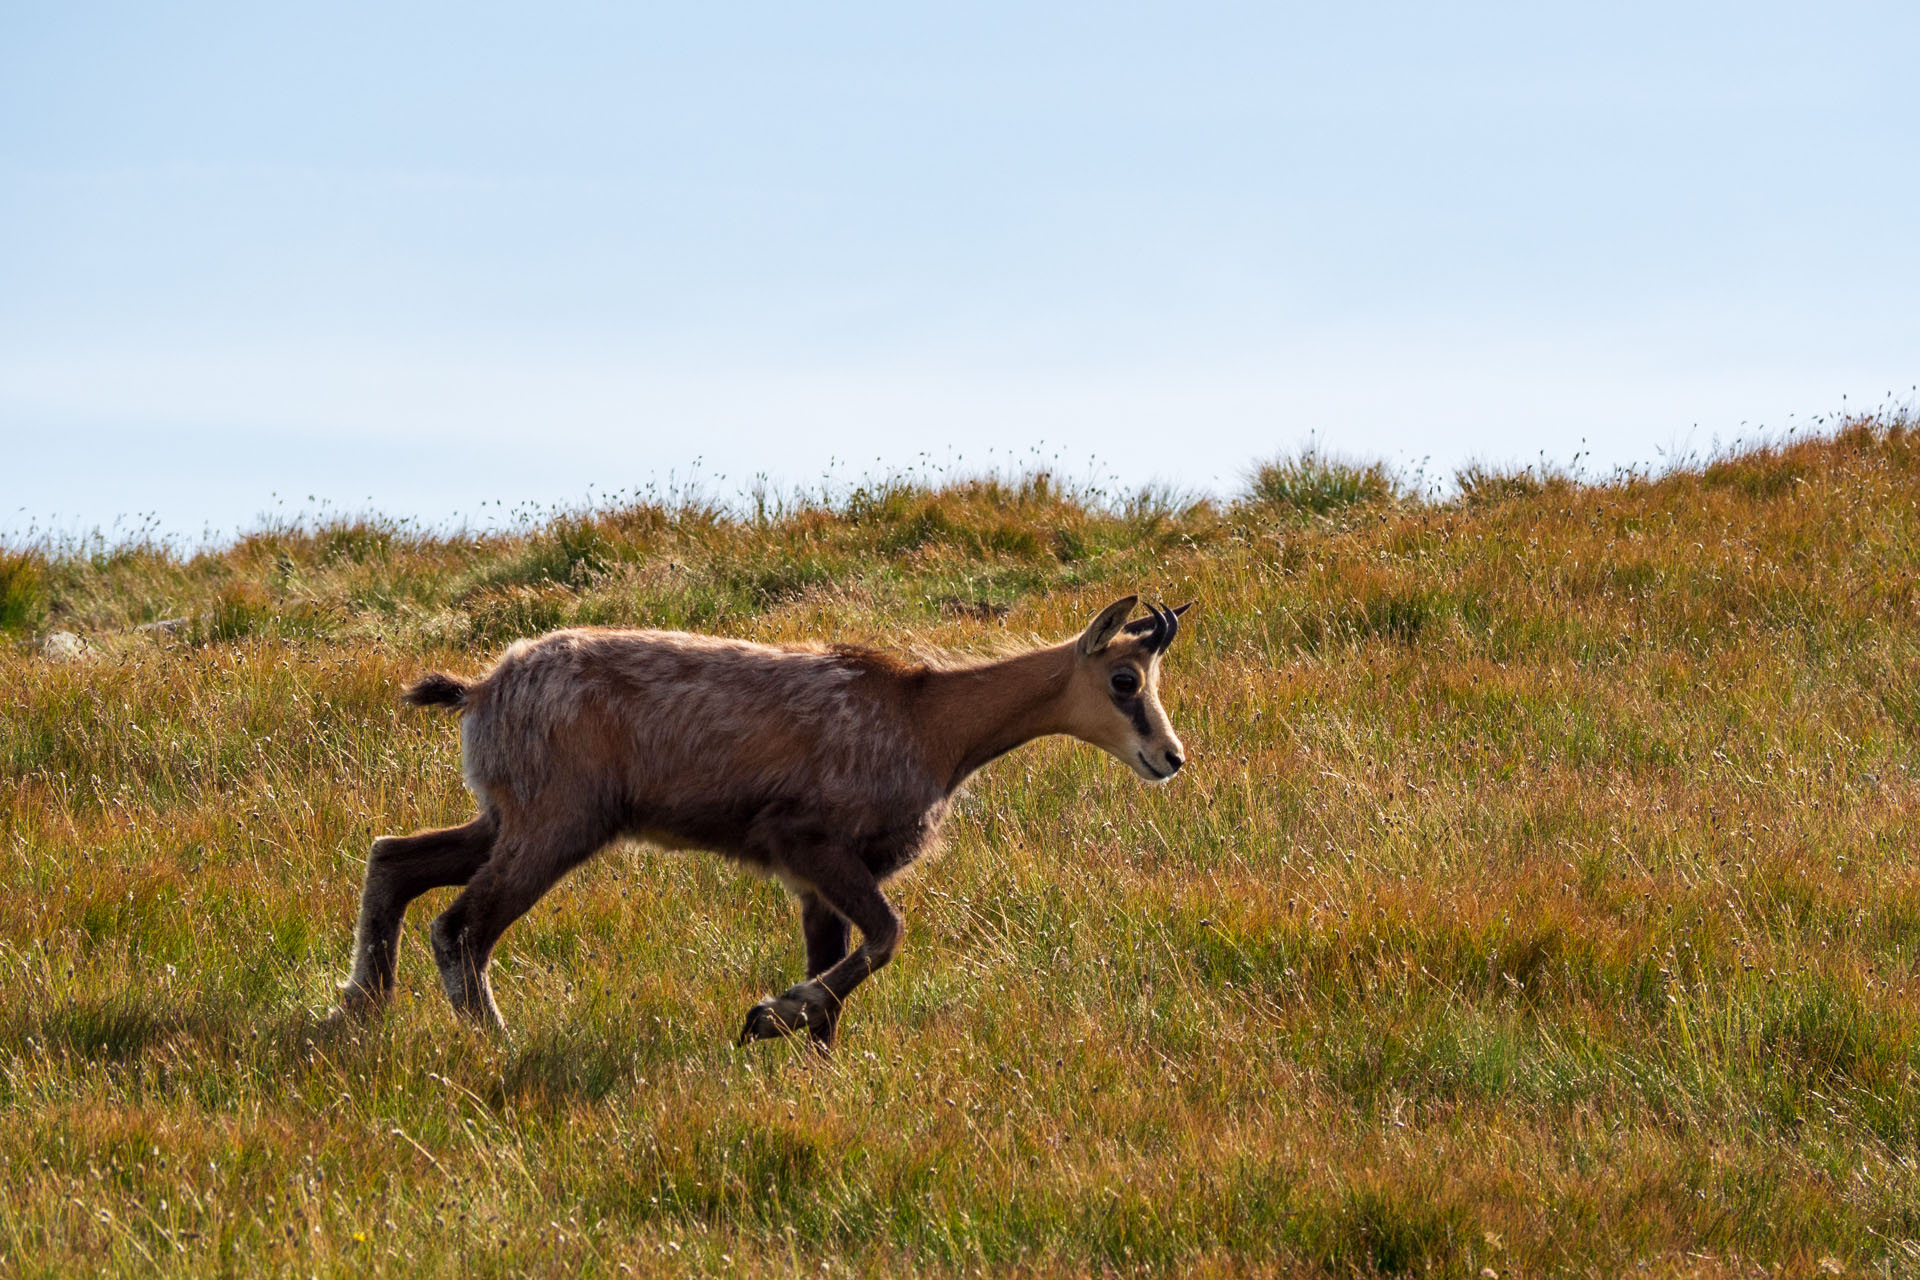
top-left (1110, 669), bottom-right (1140, 697)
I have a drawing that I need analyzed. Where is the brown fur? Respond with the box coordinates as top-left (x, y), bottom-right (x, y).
top-left (336, 596), bottom-right (1189, 1047)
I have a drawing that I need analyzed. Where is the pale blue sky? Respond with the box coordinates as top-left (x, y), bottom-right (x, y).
top-left (4, 3), bottom-right (1915, 540)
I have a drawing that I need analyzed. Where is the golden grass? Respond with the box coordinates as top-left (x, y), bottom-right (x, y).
top-left (4, 423), bottom-right (1919, 1276)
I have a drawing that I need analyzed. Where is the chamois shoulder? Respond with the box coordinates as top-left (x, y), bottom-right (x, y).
top-left (827, 643), bottom-right (930, 680)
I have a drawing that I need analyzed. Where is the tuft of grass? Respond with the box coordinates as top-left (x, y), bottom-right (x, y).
top-left (1244, 450), bottom-right (1397, 516)
top-left (481, 513), bottom-right (620, 590)
top-left (0, 548), bottom-right (49, 634)
top-left (1454, 459), bottom-right (1574, 506)
top-left (191, 579), bottom-right (326, 645)
top-left (1319, 1182), bottom-right (1473, 1276)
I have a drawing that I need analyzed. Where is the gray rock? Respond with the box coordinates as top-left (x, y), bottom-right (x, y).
top-left (42, 631), bottom-right (88, 661)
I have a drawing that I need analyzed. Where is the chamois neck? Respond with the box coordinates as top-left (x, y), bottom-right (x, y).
top-left (919, 641), bottom-right (1077, 793)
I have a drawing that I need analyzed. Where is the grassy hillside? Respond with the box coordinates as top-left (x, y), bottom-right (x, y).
top-left (4, 418), bottom-right (1919, 1277)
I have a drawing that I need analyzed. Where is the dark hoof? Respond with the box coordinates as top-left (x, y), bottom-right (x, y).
top-left (327, 983), bottom-right (386, 1024)
top-left (431, 919), bottom-right (506, 1030)
top-left (737, 985), bottom-right (836, 1048)
top-left (443, 981), bottom-right (507, 1032)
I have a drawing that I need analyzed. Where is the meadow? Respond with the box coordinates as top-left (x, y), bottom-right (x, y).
top-left (2, 418), bottom-right (1917, 1277)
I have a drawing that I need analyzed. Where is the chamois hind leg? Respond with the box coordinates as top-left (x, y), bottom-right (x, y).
top-left (801, 892), bottom-right (851, 978)
top-left (428, 818), bottom-right (608, 1030)
top-left (337, 814), bottom-right (498, 1018)
top-left (741, 860), bottom-right (900, 1050)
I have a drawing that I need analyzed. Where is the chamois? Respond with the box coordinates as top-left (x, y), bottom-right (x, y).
top-left (335, 596), bottom-right (1189, 1047)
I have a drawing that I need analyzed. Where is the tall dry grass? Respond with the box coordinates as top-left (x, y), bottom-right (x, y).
top-left (3, 421), bottom-right (1918, 1276)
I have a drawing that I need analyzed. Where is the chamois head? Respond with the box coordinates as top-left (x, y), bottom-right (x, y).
top-left (1066, 596), bottom-right (1191, 784)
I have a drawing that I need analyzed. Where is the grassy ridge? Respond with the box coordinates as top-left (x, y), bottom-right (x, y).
top-left (3, 420), bottom-right (1919, 1276)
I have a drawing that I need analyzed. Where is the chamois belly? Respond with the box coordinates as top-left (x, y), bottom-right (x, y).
top-left (620, 791), bottom-right (945, 886)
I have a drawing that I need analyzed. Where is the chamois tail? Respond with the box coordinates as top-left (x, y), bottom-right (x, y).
top-left (402, 672), bottom-right (471, 710)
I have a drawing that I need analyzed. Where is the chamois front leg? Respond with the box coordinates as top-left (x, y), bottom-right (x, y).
top-left (801, 892), bottom-right (852, 978)
top-left (767, 892), bottom-right (852, 1045)
top-left (740, 864), bottom-right (900, 1050)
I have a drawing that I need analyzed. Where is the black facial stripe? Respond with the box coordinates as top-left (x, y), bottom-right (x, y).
top-left (1122, 697), bottom-right (1151, 736)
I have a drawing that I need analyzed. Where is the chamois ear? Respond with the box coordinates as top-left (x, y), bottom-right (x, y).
top-left (1077, 596), bottom-right (1139, 657)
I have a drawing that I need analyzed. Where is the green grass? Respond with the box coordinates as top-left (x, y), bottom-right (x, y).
top-left (0, 548), bottom-right (50, 635)
top-left (1245, 450), bottom-right (1398, 516)
top-left (4, 421), bottom-right (1920, 1275)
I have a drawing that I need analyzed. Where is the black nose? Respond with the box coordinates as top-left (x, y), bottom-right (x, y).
top-left (1164, 750), bottom-right (1184, 773)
